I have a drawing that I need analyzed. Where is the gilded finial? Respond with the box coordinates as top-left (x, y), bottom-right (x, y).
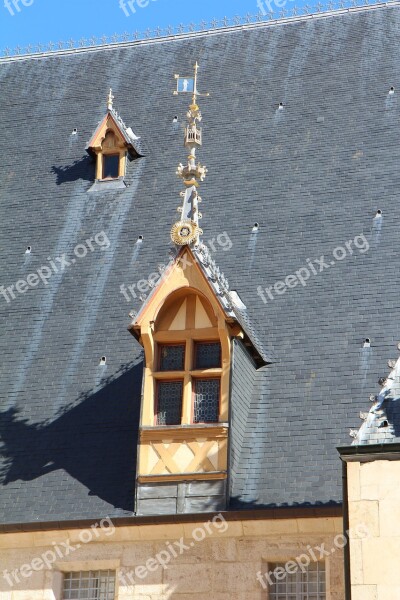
top-left (171, 62), bottom-right (210, 246)
top-left (107, 88), bottom-right (114, 111)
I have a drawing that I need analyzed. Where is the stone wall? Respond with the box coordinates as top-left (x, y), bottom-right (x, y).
top-left (0, 517), bottom-right (344, 600)
top-left (348, 460), bottom-right (400, 600)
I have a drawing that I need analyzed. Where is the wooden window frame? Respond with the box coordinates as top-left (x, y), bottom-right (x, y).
top-left (158, 342), bottom-right (186, 372)
top-left (102, 153), bottom-right (120, 180)
top-left (154, 379), bottom-right (184, 426)
top-left (193, 340), bottom-right (222, 370)
top-left (191, 376), bottom-right (221, 425)
top-left (153, 338), bottom-right (222, 426)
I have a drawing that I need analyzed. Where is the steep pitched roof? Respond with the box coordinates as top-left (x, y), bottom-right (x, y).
top-left (350, 352), bottom-right (400, 445)
top-left (1, 4), bottom-right (400, 524)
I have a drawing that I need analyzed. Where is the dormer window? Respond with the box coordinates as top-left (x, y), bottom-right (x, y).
top-left (86, 90), bottom-right (143, 190)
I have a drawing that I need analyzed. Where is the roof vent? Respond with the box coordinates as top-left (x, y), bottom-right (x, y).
top-left (173, 116), bottom-right (178, 123)
top-left (252, 223), bottom-right (260, 233)
top-left (389, 87), bottom-right (395, 95)
top-left (379, 377), bottom-right (388, 387)
top-left (375, 209), bottom-right (382, 217)
top-left (363, 338), bottom-right (371, 348)
top-left (379, 420), bottom-right (389, 428)
top-left (99, 356), bottom-right (107, 366)
top-left (25, 246), bottom-right (32, 254)
top-left (137, 235), bottom-right (144, 242)
top-left (129, 310), bottom-right (137, 320)
top-left (72, 128), bottom-right (78, 135)
top-left (388, 359), bottom-right (397, 369)
top-left (278, 102), bottom-right (284, 110)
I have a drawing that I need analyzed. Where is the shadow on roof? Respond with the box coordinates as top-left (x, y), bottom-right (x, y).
top-left (52, 155), bottom-right (95, 186)
top-left (0, 362), bottom-right (143, 515)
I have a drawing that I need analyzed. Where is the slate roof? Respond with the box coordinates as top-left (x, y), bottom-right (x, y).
top-left (350, 353), bottom-right (400, 445)
top-left (2, 4), bottom-right (400, 524)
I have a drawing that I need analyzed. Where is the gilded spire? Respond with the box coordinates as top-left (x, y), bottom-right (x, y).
top-left (171, 63), bottom-right (210, 246)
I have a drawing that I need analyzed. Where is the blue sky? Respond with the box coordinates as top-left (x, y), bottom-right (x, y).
top-left (0, 0), bottom-right (308, 51)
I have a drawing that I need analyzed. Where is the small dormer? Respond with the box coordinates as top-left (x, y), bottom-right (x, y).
top-left (86, 89), bottom-right (143, 190)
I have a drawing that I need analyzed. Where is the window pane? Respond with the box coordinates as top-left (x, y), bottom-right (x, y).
top-left (194, 342), bottom-right (221, 369)
top-left (269, 562), bottom-right (326, 600)
top-left (63, 571), bottom-right (115, 600)
top-left (159, 344), bottom-right (185, 371)
top-left (193, 379), bottom-right (220, 423)
top-left (103, 155), bottom-right (119, 179)
top-left (157, 381), bottom-right (183, 425)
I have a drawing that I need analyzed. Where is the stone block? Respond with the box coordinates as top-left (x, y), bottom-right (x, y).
top-left (351, 584), bottom-right (377, 600)
top-left (348, 500), bottom-right (380, 538)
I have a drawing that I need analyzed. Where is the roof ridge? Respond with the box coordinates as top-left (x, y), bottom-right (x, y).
top-left (1, 0), bottom-right (399, 63)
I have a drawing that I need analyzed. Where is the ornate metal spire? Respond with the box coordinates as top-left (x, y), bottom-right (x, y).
top-left (171, 62), bottom-right (210, 246)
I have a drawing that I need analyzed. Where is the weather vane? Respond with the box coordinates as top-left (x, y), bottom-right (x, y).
top-left (171, 62), bottom-right (210, 247)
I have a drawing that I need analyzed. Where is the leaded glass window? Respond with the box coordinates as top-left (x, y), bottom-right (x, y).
top-left (193, 379), bottom-right (220, 423)
top-left (63, 571), bottom-right (115, 600)
top-left (156, 381), bottom-right (183, 425)
top-left (269, 561), bottom-right (326, 600)
top-left (194, 342), bottom-right (221, 369)
top-left (159, 344), bottom-right (185, 371)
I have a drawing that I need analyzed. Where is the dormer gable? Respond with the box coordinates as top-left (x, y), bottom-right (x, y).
top-left (86, 89), bottom-right (144, 187)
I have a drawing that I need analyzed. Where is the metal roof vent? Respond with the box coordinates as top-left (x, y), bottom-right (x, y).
top-left (375, 209), bottom-right (382, 217)
top-left (25, 246), bottom-right (32, 254)
top-left (278, 102), bottom-right (284, 110)
top-left (137, 235), bottom-right (144, 242)
top-left (363, 338), bottom-right (371, 348)
top-left (72, 128), bottom-right (78, 135)
top-left (252, 223), bottom-right (260, 233)
top-left (173, 116), bottom-right (178, 123)
top-left (99, 356), bottom-right (107, 366)
top-left (389, 87), bottom-right (395, 95)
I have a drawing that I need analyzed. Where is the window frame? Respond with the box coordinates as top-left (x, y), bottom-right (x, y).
top-left (193, 340), bottom-right (222, 370)
top-left (153, 338), bottom-right (222, 427)
top-left (268, 560), bottom-right (326, 600)
top-left (102, 153), bottom-right (120, 180)
top-left (192, 376), bottom-right (221, 424)
top-left (62, 570), bottom-right (116, 600)
top-left (158, 342), bottom-right (186, 372)
top-left (154, 379), bottom-right (184, 426)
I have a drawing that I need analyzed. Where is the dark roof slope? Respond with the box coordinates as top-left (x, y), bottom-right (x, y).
top-left (2, 5), bottom-right (400, 523)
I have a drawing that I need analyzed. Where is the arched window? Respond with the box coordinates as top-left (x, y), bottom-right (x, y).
top-left (152, 290), bottom-right (223, 426)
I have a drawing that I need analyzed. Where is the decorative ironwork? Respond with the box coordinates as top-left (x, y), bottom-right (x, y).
top-left (2, 1), bottom-right (399, 59)
top-left (193, 379), bottom-right (220, 423)
top-left (195, 342), bottom-right (222, 370)
top-left (269, 561), bottom-right (326, 599)
top-left (156, 381), bottom-right (183, 425)
top-left (63, 571), bottom-right (116, 600)
top-left (159, 344), bottom-right (185, 371)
